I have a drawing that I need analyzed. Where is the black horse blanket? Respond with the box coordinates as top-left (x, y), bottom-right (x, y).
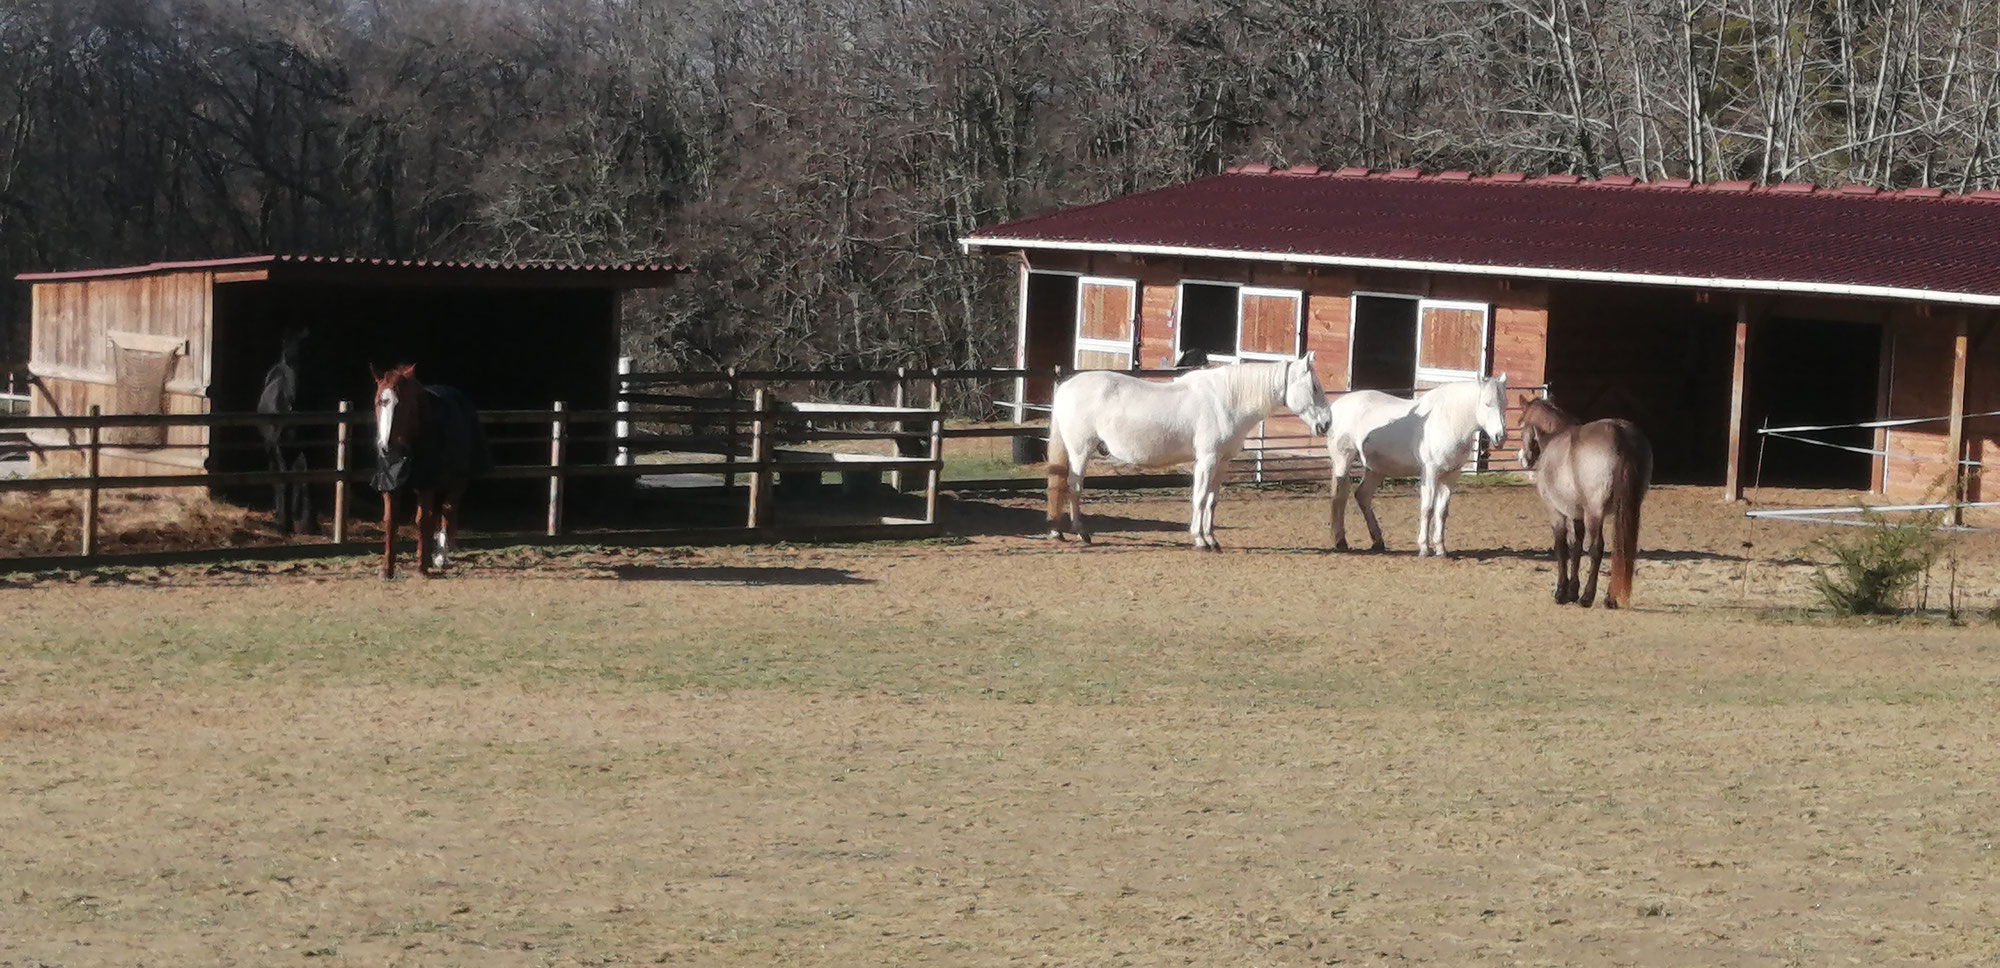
top-left (372, 384), bottom-right (492, 493)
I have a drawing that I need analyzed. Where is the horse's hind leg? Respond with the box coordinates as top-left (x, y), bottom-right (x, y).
top-left (1564, 518), bottom-right (1585, 603)
top-left (1329, 454), bottom-right (1352, 550)
top-left (1355, 471), bottom-right (1386, 551)
top-left (433, 485), bottom-right (462, 572)
top-left (414, 494), bottom-right (435, 578)
top-left (1578, 512), bottom-right (1606, 607)
top-left (268, 447), bottom-right (293, 535)
top-left (1549, 515), bottom-right (1573, 604)
top-left (290, 452), bottom-right (320, 536)
top-left (1068, 449), bottom-right (1092, 545)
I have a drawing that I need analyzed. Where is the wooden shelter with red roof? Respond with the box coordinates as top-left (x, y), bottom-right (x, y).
top-left (963, 165), bottom-right (2000, 505)
top-left (16, 255), bottom-right (688, 479)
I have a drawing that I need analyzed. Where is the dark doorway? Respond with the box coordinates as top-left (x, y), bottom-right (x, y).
top-left (1350, 295), bottom-right (1418, 393)
top-left (1744, 318), bottom-right (1882, 489)
top-left (1178, 283), bottom-right (1238, 359)
top-left (1023, 272), bottom-right (1078, 399)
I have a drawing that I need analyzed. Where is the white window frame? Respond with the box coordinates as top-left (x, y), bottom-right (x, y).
top-left (1173, 279), bottom-right (1245, 365)
top-left (1413, 298), bottom-right (1492, 385)
top-left (1235, 286), bottom-right (1306, 361)
top-left (1073, 275), bottom-right (1139, 368)
top-left (1346, 290), bottom-right (1421, 390)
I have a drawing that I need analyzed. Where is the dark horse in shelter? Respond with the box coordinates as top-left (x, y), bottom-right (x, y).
top-left (1518, 397), bottom-right (1654, 609)
top-left (371, 364), bottom-right (490, 578)
top-left (257, 327), bottom-right (319, 535)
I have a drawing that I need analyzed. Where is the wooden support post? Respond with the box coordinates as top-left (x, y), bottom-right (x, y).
top-left (81, 404), bottom-right (100, 558)
top-left (332, 400), bottom-right (351, 544)
top-left (747, 389), bottom-right (773, 528)
top-left (1946, 315), bottom-right (1970, 526)
top-left (1871, 325), bottom-right (1894, 495)
top-left (889, 366), bottom-right (909, 491)
top-left (724, 366), bottom-right (740, 490)
top-left (548, 401), bottom-right (567, 537)
top-left (925, 369), bottom-right (943, 524)
top-left (1723, 299), bottom-right (1756, 502)
top-left (615, 356), bottom-right (632, 467)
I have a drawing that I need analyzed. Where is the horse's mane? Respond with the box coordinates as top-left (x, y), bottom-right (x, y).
top-left (1520, 397), bottom-right (1579, 435)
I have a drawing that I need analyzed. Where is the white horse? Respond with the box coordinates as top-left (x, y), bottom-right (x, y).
top-left (1046, 354), bottom-right (1332, 550)
top-left (1325, 374), bottom-right (1508, 557)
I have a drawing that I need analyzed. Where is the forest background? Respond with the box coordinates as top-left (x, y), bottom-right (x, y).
top-left (3, 0), bottom-right (1994, 371)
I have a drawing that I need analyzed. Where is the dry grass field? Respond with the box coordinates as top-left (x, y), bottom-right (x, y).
top-left (4, 483), bottom-right (2000, 967)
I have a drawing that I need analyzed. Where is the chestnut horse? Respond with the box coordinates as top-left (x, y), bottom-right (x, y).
top-left (1518, 398), bottom-right (1652, 608)
top-left (370, 364), bottom-right (490, 578)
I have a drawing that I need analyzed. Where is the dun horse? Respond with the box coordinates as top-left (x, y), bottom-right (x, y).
top-left (1046, 355), bottom-right (1331, 550)
top-left (1518, 397), bottom-right (1653, 608)
top-left (1324, 375), bottom-right (1508, 557)
top-left (256, 327), bottom-right (318, 535)
top-left (371, 364), bottom-right (490, 578)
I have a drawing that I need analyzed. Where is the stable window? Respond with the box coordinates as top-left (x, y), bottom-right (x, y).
top-left (1073, 276), bottom-right (1137, 369)
top-left (1414, 299), bottom-right (1491, 384)
top-left (1173, 282), bottom-right (1306, 364)
top-left (1348, 293), bottom-right (1491, 392)
top-left (1236, 287), bottom-right (1304, 360)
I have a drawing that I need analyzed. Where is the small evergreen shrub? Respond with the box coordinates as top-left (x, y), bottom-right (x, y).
top-left (1809, 505), bottom-right (1949, 616)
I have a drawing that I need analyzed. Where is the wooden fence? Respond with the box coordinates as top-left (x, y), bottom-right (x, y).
top-left (0, 362), bottom-right (1544, 566)
top-left (0, 391), bottom-right (944, 564)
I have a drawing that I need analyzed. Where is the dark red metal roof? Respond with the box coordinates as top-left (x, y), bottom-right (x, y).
top-left (965, 167), bottom-right (2000, 302)
top-left (15, 254), bottom-right (690, 285)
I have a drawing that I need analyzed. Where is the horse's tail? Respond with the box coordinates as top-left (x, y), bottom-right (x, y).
top-left (1045, 410), bottom-right (1071, 535)
top-left (1608, 423), bottom-right (1653, 608)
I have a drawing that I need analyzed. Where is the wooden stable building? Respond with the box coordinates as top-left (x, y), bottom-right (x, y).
top-left (963, 166), bottom-right (2000, 504)
top-left (16, 255), bottom-right (687, 478)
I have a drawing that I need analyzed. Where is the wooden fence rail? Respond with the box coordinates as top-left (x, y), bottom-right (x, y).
top-left (0, 394), bottom-right (944, 563)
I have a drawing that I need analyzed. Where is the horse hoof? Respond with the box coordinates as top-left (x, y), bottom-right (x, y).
top-left (1047, 529), bottom-right (1066, 541)
top-left (1369, 542), bottom-right (1387, 553)
top-left (1604, 598), bottom-right (1622, 610)
top-left (1077, 533), bottom-right (1092, 546)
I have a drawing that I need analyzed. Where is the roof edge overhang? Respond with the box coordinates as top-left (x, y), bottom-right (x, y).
top-left (16, 254), bottom-right (692, 288)
top-left (959, 236), bottom-right (2000, 308)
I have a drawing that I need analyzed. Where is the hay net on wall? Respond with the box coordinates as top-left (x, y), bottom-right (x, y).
top-left (106, 333), bottom-right (185, 447)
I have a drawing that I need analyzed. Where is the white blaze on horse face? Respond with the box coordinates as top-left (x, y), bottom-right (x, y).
top-left (376, 386), bottom-right (397, 452)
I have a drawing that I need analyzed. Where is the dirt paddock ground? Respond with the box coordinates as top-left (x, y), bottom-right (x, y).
top-left (5, 483), bottom-right (2000, 966)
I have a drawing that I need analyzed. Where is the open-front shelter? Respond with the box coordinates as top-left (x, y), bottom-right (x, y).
top-left (962, 166), bottom-right (2000, 506)
top-left (17, 255), bottom-right (687, 479)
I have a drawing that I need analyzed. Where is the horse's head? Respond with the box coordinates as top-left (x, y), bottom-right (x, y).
top-left (371, 363), bottom-right (422, 456)
top-left (1285, 352), bottom-right (1332, 436)
top-left (1478, 373), bottom-right (1509, 450)
top-left (278, 326), bottom-right (309, 366)
top-left (1517, 395), bottom-right (1575, 470)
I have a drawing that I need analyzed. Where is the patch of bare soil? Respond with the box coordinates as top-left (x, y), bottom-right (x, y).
top-left (4, 483), bottom-right (1999, 967)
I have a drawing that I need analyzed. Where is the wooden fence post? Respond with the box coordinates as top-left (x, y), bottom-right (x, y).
top-left (724, 366), bottom-right (741, 490)
top-left (925, 368), bottom-right (943, 524)
top-left (548, 401), bottom-right (567, 537)
top-left (615, 356), bottom-right (632, 467)
top-left (889, 365), bottom-right (909, 491)
top-left (332, 400), bottom-right (351, 544)
top-left (747, 388), bottom-right (773, 528)
top-left (81, 404), bottom-right (100, 558)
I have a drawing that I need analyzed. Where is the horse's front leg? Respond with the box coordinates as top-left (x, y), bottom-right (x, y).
top-left (380, 491), bottom-right (397, 580)
top-left (1429, 471), bottom-right (1457, 558)
top-left (1578, 512), bottom-right (1607, 607)
top-left (269, 447), bottom-right (292, 535)
top-left (1414, 468), bottom-right (1439, 556)
top-left (1189, 456), bottom-right (1219, 551)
